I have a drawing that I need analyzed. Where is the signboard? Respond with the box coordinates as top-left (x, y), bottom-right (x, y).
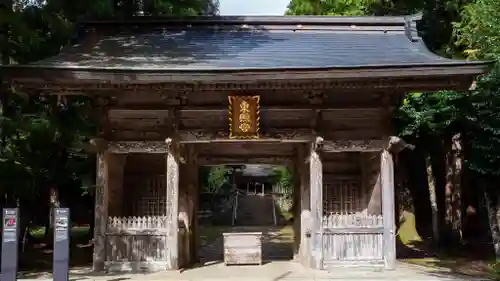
top-left (228, 96), bottom-right (260, 139)
top-left (2, 208), bottom-right (19, 281)
top-left (53, 208), bottom-right (70, 281)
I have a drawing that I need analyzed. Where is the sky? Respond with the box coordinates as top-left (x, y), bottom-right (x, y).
top-left (218, 0), bottom-right (289, 15)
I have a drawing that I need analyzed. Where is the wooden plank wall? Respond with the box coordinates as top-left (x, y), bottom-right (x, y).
top-left (320, 151), bottom-right (384, 266)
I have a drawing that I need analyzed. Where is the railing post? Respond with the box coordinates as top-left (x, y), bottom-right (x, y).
top-left (381, 149), bottom-right (396, 270)
top-left (92, 140), bottom-right (109, 272)
top-left (309, 137), bottom-right (324, 269)
top-left (165, 138), bottom-right (180, 270)
top-left (272, 195), bottom-right (277, 226)
top-left (232, 190), bottom-right (239, 226)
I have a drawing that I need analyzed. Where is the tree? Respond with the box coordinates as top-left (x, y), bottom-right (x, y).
top-left (0, 0), bottom-right (220, 260)
top-left (285, 0), bottom-right (497, 250)
top-left (453, 0), bottom-right (500, 258)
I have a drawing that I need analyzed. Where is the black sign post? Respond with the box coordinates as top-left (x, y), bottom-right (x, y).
top-left (53, 208), bottom-right (70, 281)
top-left (1, 208), bottom-right (19, 281)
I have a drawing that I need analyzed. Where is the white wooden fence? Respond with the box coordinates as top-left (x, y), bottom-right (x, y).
top-left (321, 213), bottom-right (384, 265)
top-left (108, 216), bottom-right (168, 230)
top-left (105, 216), bottom-right (186, 272)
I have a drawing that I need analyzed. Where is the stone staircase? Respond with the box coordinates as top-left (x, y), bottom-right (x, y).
top-left (198, 192), bottom-right (236, 225)
top-left (235, 194), bottom-right (276, 226)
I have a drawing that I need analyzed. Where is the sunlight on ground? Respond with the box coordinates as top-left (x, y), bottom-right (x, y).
top-left (397, 211), bottom-right (422, 245)
top-left (404, 257), bottom-right (497, 279)
top-left (30, 226), bottom-right (90, 238)
top-left (276, 225), bottom-right (294, 241)
top-left (398, 212), bottom-right (497, 279)
top-left (21, 223), bottom-right (498, 280)
top-left (281, 211), bottom-right (294, 221)
top-left (199, 225), bottom-right (294, 246)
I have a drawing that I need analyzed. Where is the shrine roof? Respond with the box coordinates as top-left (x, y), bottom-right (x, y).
top-left (1, 15), bottom-right (491, 84)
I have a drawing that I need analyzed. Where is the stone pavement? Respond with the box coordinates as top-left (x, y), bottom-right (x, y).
top-left (16, 226), bottom-right (492, 281)
top-left (19, 261), bottom-right (488, 281)
top-left (17, 261), bottom-right (490, 281)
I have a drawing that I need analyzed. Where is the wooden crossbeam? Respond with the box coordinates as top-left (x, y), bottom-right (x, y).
top-left (320, 140), bottom-right (383, 153)
top-left (197, 156), bottom-right (293, 165)
top-left (107, 141), bottom-right (168, 154)
top-left (107, 104), bottom-right (385, 112)
top-left (90, 138), bottom-right (385, 154)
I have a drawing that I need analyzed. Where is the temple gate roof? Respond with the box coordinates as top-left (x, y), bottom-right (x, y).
top-left (0, 14), bottom-right (491, 86)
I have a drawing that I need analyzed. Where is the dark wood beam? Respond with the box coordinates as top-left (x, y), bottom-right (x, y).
top-left (179, 128), bottom-right (313, 143)
top-left (107, 141), bottom-right (168, 154)
top-left (108, 104), bottom-right (385, 112)
top-left (197, 156), bottom-right (293, 165)
top-left (320, 139), bottom-right (383, 152)
top-left (94, 138), bottom-right (384, 154)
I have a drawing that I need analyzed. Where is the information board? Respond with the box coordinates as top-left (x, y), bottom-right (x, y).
top-left (53, 208), bottom-right (70, 281)
top-left (1, 208), bottom-right (19, 281)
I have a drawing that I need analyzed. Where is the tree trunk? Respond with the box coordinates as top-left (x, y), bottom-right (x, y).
top-left (402, 147), bottom-right (433, 239)
top-left (429, 138), bottom-right (448, 248)
top-left (461, 141), bottom-right (480, 243)
top-left (444, 134), bottom-right (463, 244)
top-left (426, 155), bottom-right (440, 246)
top-left (44, 185), bottom-right (60, 239)
top-left (483, 182), bottom-right (500, 261)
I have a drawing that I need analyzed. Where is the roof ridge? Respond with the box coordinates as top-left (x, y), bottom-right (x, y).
top-left (79, 14), bottom-right (420, 27)
top-left (403, 13), bottom-right (423, 42)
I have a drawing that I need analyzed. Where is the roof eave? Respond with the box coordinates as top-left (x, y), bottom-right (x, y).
top-left (1, 62), bottom-right (491, 85)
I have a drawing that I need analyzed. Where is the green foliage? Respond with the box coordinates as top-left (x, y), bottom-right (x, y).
top-left (207, 165), bottom-right (232, 193)
top-left (286, 0), bottom-right (500, 181)
top-left (0, 0), bottom-right (220, 226)
top-left (454, 0), bottom-right (500, 60)
top-left (286, 0), bottom-right (369, 15)
top-left (396, 91), bottom-right (466, 138)
top-left (200, 165), bottom-right (232, 194)
top-left (270, 166), bottom-right (293, 198)
top-left (452, 0), bottom-right (500, 176)
top-left (463, 67), bottom-right (500, 176)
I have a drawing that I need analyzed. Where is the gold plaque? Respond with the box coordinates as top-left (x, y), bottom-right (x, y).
top-left (228, 96), bottom-right (260, 139)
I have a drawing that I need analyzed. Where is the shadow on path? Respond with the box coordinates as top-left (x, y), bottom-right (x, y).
top-left (197, 226), bottom-right (294, 266)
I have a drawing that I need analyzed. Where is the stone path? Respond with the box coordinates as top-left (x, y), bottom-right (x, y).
top-left (16, 261), bottom-right (491, 281)
top-left (15, 226), bottom-right (492, 281)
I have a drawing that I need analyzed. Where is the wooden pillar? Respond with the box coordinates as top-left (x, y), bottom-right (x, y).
top-left (165, 138), bottom-right (180, 270)
top-left (178, 161), bottom-right (189, 268)
top-left (107, 155), bottom-right (127, 217)
top-left (189, 153), bottom-right (200, 263)
top-left (184, 144), bottom-right (198, 266)
top-left (297, 144), bottom-right (311, 266)
top-left (381, 149), bottom-right (396, 270)
top-left (92, 141), bottom-right (108, 272)
top-left (291, 161), bottom-right (301, 261)
top-left (309, 137), bottom-right (323, 269)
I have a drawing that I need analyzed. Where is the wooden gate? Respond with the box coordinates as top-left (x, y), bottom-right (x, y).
top-left (105, 174), bottom-right (190, 272)
top-left (321, 178), bottom-right (384, 265)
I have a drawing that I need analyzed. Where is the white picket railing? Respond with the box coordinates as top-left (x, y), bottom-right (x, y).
top-left (107, 215), bottom-right (168, 230)
top-left (321, 213), bottom-right (384, 264)
top-left (105, 216), bottom-right (170, 268)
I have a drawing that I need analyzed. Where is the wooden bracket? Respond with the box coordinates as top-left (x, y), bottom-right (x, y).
top-left (386, 136), bottom-right (415, 154)
top-left (89, 138), bottom-right (108, 153)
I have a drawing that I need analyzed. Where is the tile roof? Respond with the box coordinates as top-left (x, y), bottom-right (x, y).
top-left (27, 15), bottom-right (480, 71)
